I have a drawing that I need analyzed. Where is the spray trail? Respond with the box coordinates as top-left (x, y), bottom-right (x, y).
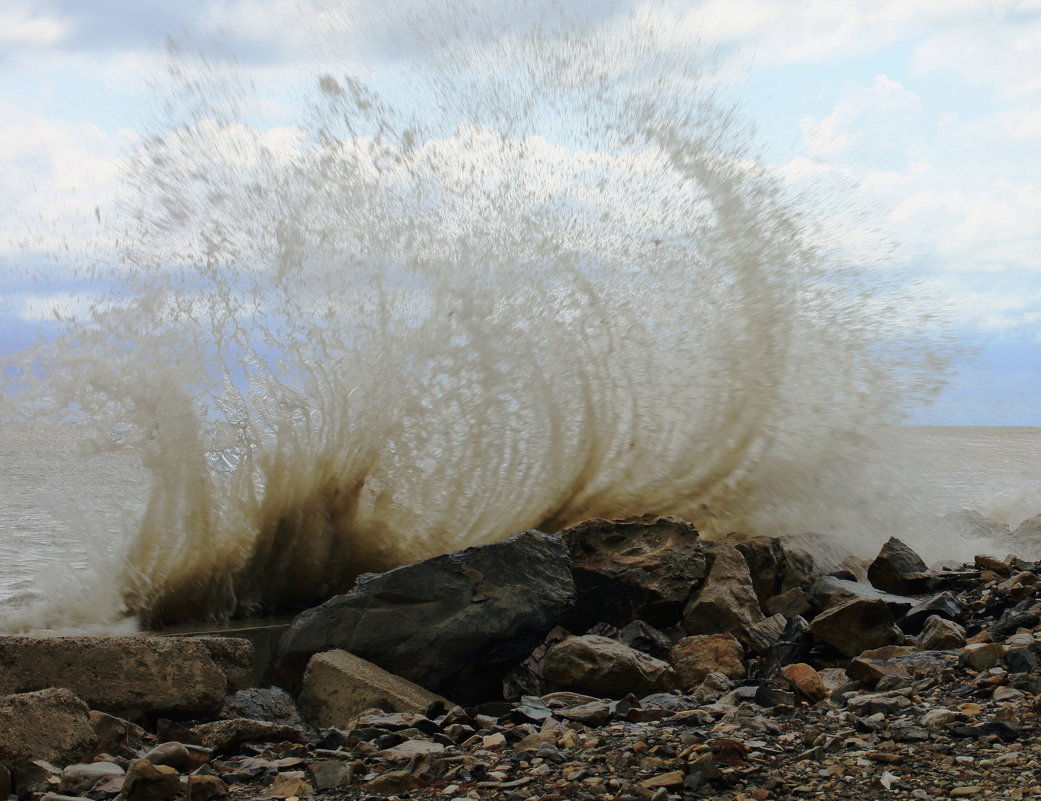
top-left (2, 17), bottom-right (946, 628)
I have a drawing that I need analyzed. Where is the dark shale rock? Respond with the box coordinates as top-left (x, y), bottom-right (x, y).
top-left (617, 620), bottom-right (674, 660)
top-left (763, 615), bottom-right (814, 676)
top-left (867, 537), bottom-right (932, 596)
top-left (990, 609), bottom-right (1041, 640)
top-left (808, 598), bottom-right (904, 658)
top-left (276, 529), bottom-right (575, 702)
top-left (740, 613), bottom-right (787, 656)
top-left (559, 515), bottom-right (707, 629)
top-left (1005, 647), bottom-right (1039, 673)
top-left (809, 576), bottom-right (917, 614)
top-left (900, 591), bottom-right (967, 633)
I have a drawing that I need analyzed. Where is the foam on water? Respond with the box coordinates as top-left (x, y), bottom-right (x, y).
top-left (1, 12), bottom-right (992, 631)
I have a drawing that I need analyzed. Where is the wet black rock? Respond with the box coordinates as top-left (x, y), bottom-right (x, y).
top-left (275, 529), bottom-right (576, 702)
top-left (900, 591), bottom-right (967, 633)
top-left (867, 537), bottom-right (932, 596)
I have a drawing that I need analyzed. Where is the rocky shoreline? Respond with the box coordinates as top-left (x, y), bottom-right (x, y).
top-left (3, 512), bottom-right (1041, 801)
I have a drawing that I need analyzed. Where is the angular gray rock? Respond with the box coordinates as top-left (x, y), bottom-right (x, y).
top-left (59, 762), bottom-right (124, 795)
top-left (276, 529), bottom-right (575, 702)
top-left (809, 576), bottom-right (916, 613)
top-left (298, 649), bottom-right (447, 729)
top-left (543, 635), bottom-right (676, 696)
top-left (220, 687), bottom-right (308, 729)
top-left (900, 591), bottom-right (967, 634)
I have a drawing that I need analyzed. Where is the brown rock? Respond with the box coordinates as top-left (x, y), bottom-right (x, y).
top-left (808, 598), bottom-right (904, 657)
top-left (368, 770), bottom-right (423, 794)
top-left (189, 719), bottom-right (306, 752)
top-left (298, 649), bottom-right (447, 729)
top-left (641, 769), bottom-right (685, 788)
top-left (867, 537), bottom-right (931, 595)
top-left (188, 774), bottom-right (228, 801)
top-left (916, 615), bottom-right (966, 651)
top-left (142, 742), bottom-right (191, 771)
top-left (846, 651), bottom-right (913, 686)
top-left (0, 688), bottom-right (95, 768)
top-left (559, 515), bottom-right (707, 628)
top-left (763, 587), bottom-right (813, 620)
top-left (0, 637), bottom-right (251, 715)
top-left (89, 711), bottom-right (151, 759)
top-left (668, 634), bottom-right (746, 690)
top-left (974, 554), bottom-right (1012, 576)
top-left (780, 663), bottom-right (827, 702)
top-left (264, 772), bottom-right (313, 798)
top-left (682, 545), bottom-right (765, 637)
top-left (959, 642), bottom-right (1005, 671)
top-left (543, 635), bottom-right (676, 696)
top-left (713, 533), bottom-right (788, 603)
top-left (118, 758), bottom-right (180, 801)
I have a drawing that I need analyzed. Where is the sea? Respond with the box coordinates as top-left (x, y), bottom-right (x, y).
top-left (0, 422), bottom-right (1037, 634)
top-left (1, 14), bottom-right (1037, 633)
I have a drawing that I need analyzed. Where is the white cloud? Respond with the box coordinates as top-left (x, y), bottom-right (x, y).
top-left (912, 17), bottom-right (1041, 97)
top-left (800, 75), bottom-right (923, 163)
top-left (0, 4), bottom-right (71, 49)
top-left (0, 98), bottom-right (141, 260)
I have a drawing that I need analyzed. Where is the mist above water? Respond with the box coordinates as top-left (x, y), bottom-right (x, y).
top-left (3, 14), bottom-right (963, 630)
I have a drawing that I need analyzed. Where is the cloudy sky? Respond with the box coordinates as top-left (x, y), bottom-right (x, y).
top-left (1, 0), bottom-right (1039, 424)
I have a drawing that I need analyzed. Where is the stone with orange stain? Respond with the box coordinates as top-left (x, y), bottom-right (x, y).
top-left (780, 662), bottom-right (828, 702)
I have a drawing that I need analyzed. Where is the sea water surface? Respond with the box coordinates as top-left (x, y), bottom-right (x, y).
top-left (1, 422), bottom-right (1038, 632)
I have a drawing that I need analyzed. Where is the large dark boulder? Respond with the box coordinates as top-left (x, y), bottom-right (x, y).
top-left (275, 530), bottom-right (575, 703)
top-left (867, 537), bottom-right (931, 595)
top-left (558, 515), bottom-right (707, 630)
